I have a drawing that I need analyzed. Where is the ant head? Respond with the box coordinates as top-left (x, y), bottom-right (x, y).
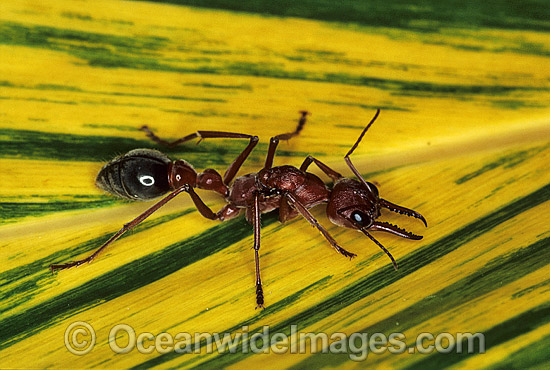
top-left (96, 149), bottom-right (172, 200)
top-left (326, 178), bottom-right (380, 230)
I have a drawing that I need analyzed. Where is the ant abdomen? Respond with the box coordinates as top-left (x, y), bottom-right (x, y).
top-left (96, 149), bottom-right (172, 200)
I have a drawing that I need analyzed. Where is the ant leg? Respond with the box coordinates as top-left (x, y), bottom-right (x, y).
top-left (359, 229), bottom-right (399, 270)
top-left (278, 196), bottom-right (298, 223)
top-left (264, 137), bottom-right (279, 170)
top-left (50, 185), bottom-right (190, 271)
top-left (274, 110), bottom-right (309, 141)
top-left (264, 111), bottom-right (310, 169)
top-left (251, 192), bottom-right (265, 309)
top-left (209, 133), bottom-right (258, 185)
top-left (380, 199), bottom-right (427, 227)
top-left (140, 127), bottom-right (200, 147)
top-left (186, 186), bottom-right (241, 221)
top-left (300, 155), bottom-right (342, 182)
top-left (140, 126), bottom-right (259, 185)
top-left (284, 192), bottom-right (356, 259)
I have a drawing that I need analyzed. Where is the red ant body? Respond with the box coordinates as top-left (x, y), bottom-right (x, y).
top-left (51, 110), bottom-right (426, 308)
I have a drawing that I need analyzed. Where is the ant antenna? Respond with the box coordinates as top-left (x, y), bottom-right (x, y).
top-left (360, 228), bottom-right (398, 270)
top-left (344, 109), bottom-right (380, 192)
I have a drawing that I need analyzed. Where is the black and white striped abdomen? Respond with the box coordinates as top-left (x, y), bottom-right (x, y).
top-left (96, 149), bottom-right (172, 200)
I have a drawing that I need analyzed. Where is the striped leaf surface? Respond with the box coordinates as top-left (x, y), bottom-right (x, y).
top-left (0, 0), bottom-right (549, 368)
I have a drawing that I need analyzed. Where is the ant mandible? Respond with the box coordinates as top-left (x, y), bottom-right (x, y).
top-left (50, 110), bottom-right (426, 308)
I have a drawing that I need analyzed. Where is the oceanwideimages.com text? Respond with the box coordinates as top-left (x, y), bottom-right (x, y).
top-left (65, 322), bottom-right (485, 361)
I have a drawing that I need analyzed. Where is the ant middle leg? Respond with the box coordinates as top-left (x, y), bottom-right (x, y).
top-left (300, 156), bottom-right (342, 182)
top-left (251, 191), bottom-right (265, 308)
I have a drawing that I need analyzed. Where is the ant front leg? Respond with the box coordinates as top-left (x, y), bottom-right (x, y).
top-left (278, 195), bottom-right (298, 223)
top-left (140, 126), bottom-right (259, 185)
top-left (284, 193), bottom-right (356, 259)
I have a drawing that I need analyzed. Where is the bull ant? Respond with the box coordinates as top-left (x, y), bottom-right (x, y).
top-left (50, 110), bottom-right (426, 308)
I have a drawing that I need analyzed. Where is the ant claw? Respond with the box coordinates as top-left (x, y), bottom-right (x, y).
top-left (339, 249), bottom-right (357, 259)
top-left (255, 285), bottom-right (265, 309)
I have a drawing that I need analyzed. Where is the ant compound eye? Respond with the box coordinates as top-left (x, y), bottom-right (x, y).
top-left (350, 211), bottom-right (371, 228)
top-left (139, 175), bottom-right (155, 187)
top-left (352, 211), bottom-right (364, 223)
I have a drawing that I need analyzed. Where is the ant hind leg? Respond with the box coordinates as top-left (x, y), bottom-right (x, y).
top-left (139, 126), bottom-right (259, 186)
top-left (264, 111), bottom-right (310, 169)
top-left (50, 185), bottom-right (190, 271)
